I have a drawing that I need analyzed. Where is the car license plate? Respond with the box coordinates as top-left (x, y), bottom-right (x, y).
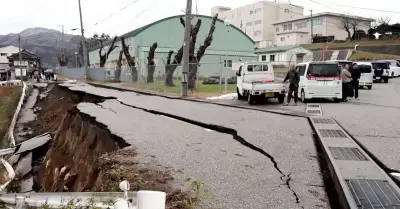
top-left (375, 77), bottom-right (380, 79)
top-left (265, 92), bottom-right (274, 97)
top-left (359, 82), bottom-right (364, 86)
top-left (318, 81), bottom-right (328, 85)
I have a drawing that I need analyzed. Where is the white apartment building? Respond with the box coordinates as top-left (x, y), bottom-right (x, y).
top-left (211, 1), bottom-right (304, 46)
top-left (0, 45), bottom-right (19, 64)
top-left (273, 12), bottom-right (374, 46)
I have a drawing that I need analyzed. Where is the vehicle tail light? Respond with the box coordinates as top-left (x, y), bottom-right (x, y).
top-left (263, 78), bottom-right (273, 82)
top-left (306, 75), bottom-right (315, 80)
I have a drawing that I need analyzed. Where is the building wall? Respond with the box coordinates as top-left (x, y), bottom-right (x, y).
top-left (215, 1), bottom-right (304, 42)
top-left (0, 46), bottom-right (19, 64)
top-left (257, 47), bottom-right (313, 66)
top-left (89, 15), bottom-right (257, 76)
top-left (274, 32), bottom-right (309, 46)
top-left (273, 14), bottom-right (372, 46)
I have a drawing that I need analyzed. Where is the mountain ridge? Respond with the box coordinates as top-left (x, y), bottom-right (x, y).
top-left (0, 27), bottom-right (82, 68)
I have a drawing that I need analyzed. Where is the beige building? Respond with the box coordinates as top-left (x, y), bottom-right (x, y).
top-left (272, 12), bottom-right (374, 46)
top-left (0, 45), bottom-right (19, 64)
top-left (211, 1), bottom-right (304, 45)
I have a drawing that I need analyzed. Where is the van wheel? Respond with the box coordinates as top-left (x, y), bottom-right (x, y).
top-left (301, 90), bottom-right (307, 103)
top-left (237, 88), bottom-right (244, 100)
top-left (334, 98), bottom-right (341, 103)
top-left (384, 77), bottom-right (389, 83)
top-left (368, 86), bottom-right (372, 90)
top-left (248, 93), bottom-right (255, 105)
top-left (278, 94), bottom-right (285, 103)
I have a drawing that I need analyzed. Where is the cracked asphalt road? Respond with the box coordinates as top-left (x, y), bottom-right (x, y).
top-left (61, 83), bottom-right (329, 209)
top-left (209, 78), bottom-right (400, 172)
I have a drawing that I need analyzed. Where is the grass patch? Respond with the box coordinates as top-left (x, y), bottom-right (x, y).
top-left (348, 51), bottom-right (400, 61)
top-left (302, 39), bottom-right (400, 50)
top-left (0, 86), bottom-right (22, 148)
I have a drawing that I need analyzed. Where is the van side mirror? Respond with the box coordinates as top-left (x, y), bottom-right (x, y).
top-left (236, 72), bottom-right (241, 76)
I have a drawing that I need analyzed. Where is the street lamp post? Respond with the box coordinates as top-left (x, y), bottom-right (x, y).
top-left (75, 52), bottom-right (78, 68)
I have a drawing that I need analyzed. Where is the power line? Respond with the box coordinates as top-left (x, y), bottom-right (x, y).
top-left (85, 0), bottom-right (141, 29)
top-left (329, 3), bottom-right (400, 14)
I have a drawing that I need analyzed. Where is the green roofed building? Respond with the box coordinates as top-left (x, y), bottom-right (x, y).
top-left (88, 14), bottom-right (257, 77)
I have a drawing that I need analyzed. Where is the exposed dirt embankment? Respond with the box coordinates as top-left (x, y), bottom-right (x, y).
top-left (29, 85), bottom-right (190, 208)
top-left (36, 106), bottom-right (128, 191)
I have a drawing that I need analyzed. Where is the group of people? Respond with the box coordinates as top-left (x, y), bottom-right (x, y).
top-left (282, 63), bottom-right (361, 106)
top-left (341, 63), bottom-right (360, 102)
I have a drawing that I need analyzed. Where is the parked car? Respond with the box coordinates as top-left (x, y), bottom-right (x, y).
top-left (371, 61), bottom-right (390, 83)
top-left (379, 60), bottom-right (400, 78)
top-left (296, 61), bottom-right (342, 103)
top-left (355, 62), bottom-right (373, 90)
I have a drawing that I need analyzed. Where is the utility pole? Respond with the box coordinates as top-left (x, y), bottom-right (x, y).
top-left (78, 0), bottom-right (88, 80)
top-left (310, 9), bottom-right (313, 43)
top-left (181, 0), bottom-right (192, 97)
top-left (18, 34), bottom-right (23, 82)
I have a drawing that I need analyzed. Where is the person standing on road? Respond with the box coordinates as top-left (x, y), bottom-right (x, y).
top-left (341, 64), bottom-right (352, 102)
top-left (283, 64), bottom-right (300, 106)
top-left (351, 63), bottom-right (361, 100)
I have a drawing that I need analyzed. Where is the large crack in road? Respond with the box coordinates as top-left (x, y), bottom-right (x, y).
top-left (108, 98), bottom-right (304, 207)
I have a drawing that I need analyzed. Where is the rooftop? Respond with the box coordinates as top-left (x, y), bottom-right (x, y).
top-left (255, 45), bottom-right (308, 53)
top-left (273, 12), bottom-right (375, 25)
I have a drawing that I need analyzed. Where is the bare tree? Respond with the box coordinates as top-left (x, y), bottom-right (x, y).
top-left (340, 17), bottom-right (352, 40)
top-left (188, 14), bottom-right (218, 90)
top-left (350, 20), bottom-right (360, 40)
top-left (121, 37), bottom-right (138, 82)
top-left (115, 50), bottom-right (123, 82)
top-left (56, 49), bottom-right (73, 66)
top-left (164, 17), bottom-right (202, 86)
top-left (147, 42), bottom-right (158, 83)
top-left (99, 36), bottom-right (118, 67)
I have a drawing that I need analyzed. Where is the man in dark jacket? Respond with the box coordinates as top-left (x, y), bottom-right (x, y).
top-left (283, 65), bottom-right (300, 106)
top-left (351, 63), bottom-right (361, 100)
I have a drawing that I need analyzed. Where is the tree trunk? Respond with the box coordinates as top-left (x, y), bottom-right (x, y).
top-left (147, 42), bottom-right (158, 83)
top-left (165, 47), bottom-right (183, 86)
top-left (165, 19), bottom-right (202, 87)
top-left (115, 50), bottom-right (123, 82)
top-left (188, 14), bottom-right (218, 90)
top-left (121, 37), bottom-right (137, 82)
top-left (99, 36), bottom-right (118, 67)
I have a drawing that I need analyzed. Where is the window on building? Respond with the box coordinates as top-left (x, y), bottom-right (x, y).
top-left (250, 10), bottom-right (253, 14)
top-left (254, 31), bottom-right (261, 36)
top-left (312, 17), bottom-right (323, 26)
top-left (246, 22), bottom-right (252, 26)
top-left (283, 23), bottom-right (292, 31)
top-left (224, 60), bottom-right (232, 67)
top-left (295, 21), bottom-right (307, 29)
top-left (261, 55), bottom-right (266, 61)
top-left (270, 55), bottom-right (275, 61)
top-left (280, 37), bottom-right (285, 41)
top-left (255, 20), bottom-right (262, 25)
top-left (254, 8), bottom-right (261, 13)
top-left (0, 53), bottom-right (7, 56)
top-left (276, 27), bottom-right (279, 32)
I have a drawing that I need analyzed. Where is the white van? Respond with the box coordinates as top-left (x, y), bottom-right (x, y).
top-left (355, 62), bottom-right (373, 90)
top-left (381, 60), bottom-right (400, 78)
top-left (296, 61), bottom-right (342, 103)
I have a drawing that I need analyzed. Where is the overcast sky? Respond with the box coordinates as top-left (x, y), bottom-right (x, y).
top-left (2, 0), bottom-right (399, 37)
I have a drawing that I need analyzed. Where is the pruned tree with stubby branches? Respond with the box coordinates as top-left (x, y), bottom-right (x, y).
top-left (147, 42), bottom-right (158, 83)
top-left (115, 50), bottom-right (123, 82)
top-left (99, 36), bottom-right (118, 67)
top-left (56, 49), bottom-right (73, 66)
top-left (121, 37), bottom-right (138, 82)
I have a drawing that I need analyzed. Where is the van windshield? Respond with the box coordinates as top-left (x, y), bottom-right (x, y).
top-left (371, 62), bottom-right (389, 69)
top-left (358, 65), bottom-right (372, 73)
top-left (307, 64), bottom-right (341, 77)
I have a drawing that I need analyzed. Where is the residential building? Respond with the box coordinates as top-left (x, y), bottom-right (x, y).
top-left (255, 45), bottom-right (313, 67)
top-left (273, 12), bottom-right (374, 46)
top-left (7, 49), bottom-right (41, 77)
top-left (211, 1), bottom-right (304, 45)
top-left (88, 14), bottom-right (257, 77)
top-left (0, 45), bottom-right (19, 64)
